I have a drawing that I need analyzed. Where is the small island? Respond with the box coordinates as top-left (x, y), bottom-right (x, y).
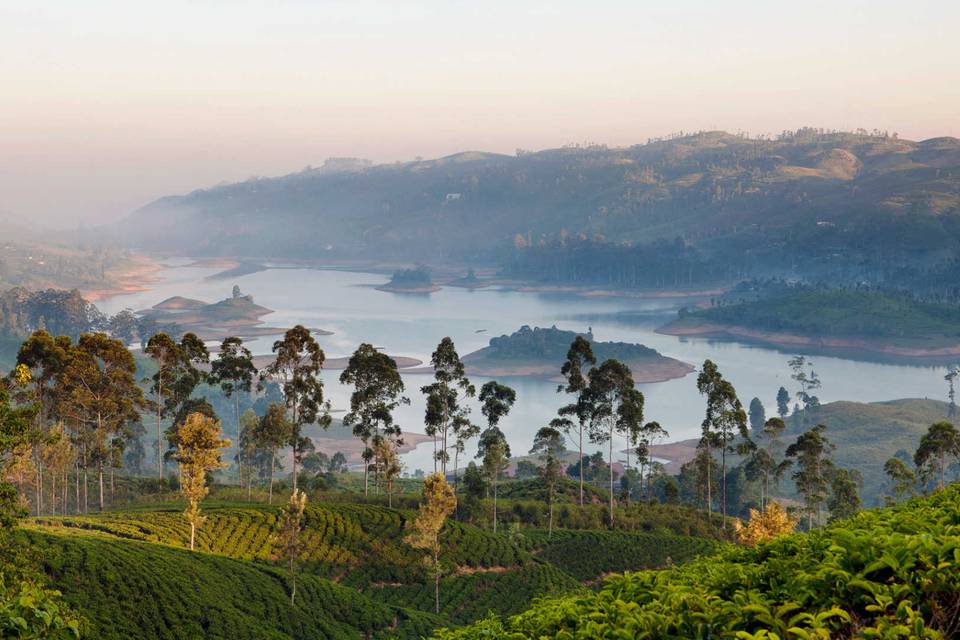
top-left (657, 282), bottom-right (960, 359)
top-left (376, 265), bottom-right (441, 293)
top-left (446, 268), bottom-right (488, 289)
top-left (138, 286), bottom-right (333, 341)
top-left (459, 325), bottom-right (693, 383)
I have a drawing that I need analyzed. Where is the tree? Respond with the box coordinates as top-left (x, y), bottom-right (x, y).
top-left (482, 438), bottom-right (509, 533)
top-left (145, 333), bottom-right (178, 480)
top-left (405, 473), bottom-right (457, 615)
top-left (555, 336), bottom-right (596, 506)
top-left (421, 338), bottom-right (474, 475)
top-left (340, 344), bottom-right (408, 496)
top-left (776, 387), bottom-right (790, 420)
top-left (15, 329), bottom-right (70, 515)
top-left (733, 501), bottom-right (797, 546)
top-left (236, 409), bottom-right (261, 499)
top-left (783, 424), bottom-right (834, 529)
top-left (586, 358), bottom-right (638, 526)
top-left (913, 421), bottom-right (960, 491)
top-left (210, 336), bottom-right (259, 473)
top-left (266, 326), bottom-right (331, 493)
top-left (474, 381), bottom-right (515, 489)
top-left (173, 412), bottom-right (229, 550)
top-left (788, 355), bottom-right (821, 419)
top-left (274, 489), bottom-right (307, 604)
top-left (634, 421), bottom-right (667, 499)
top-left (946, 366), bottom-right (959, 418)
top-left (58, 333), bottom-right (144, 511)
top-left (883, 457), bottom-right (916, 504)
top-left (748, 397), bottom-right (766, 433)
top-left (697, 359), bottom-right (748, 521)
top-left (530, 426), bottom-right (564, 538)
top-left (372, 438), bottom-right (402, 507)
top-left (254, 403), bottom-right (292, 504)
top-left (827, 468), bottom-right (862, 522)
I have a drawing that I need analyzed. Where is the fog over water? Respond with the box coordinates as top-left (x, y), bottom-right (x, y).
top-left (100, 260), bottom-right (950, 472)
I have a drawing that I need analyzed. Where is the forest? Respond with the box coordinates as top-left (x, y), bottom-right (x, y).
top-left (1, 318), bottom-right (958, 638)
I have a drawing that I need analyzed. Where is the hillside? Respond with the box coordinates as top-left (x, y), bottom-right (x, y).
top-left (121, 131), bottom-right (960, 283)
top-left (659, 284), bottom-right (960, 358)
top-left (435, 484), bottom-right (960, 639)
top-left (23, 501), bottom-right (718, 637)
top-left (459, 325), bottom-right (694, 382)
top-left (651, 398), bottom-right (953, 505)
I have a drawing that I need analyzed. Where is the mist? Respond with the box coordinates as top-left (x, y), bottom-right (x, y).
top-left (1, 0), bottom-right (959, 227)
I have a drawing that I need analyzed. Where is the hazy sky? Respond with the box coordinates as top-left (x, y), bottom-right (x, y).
top-left (2, 0), bottom-right (958, 226)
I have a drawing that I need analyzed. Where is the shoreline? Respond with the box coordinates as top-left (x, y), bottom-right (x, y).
top-left (80, 253), bottom-right (164, 302)
top-left (404, 354), bottom-right (694, 383)
top-left (657, 318), bottom-right (960, 360)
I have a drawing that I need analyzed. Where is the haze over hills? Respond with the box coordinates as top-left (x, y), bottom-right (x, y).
top-left (122, 129), bottom-right (960, 277)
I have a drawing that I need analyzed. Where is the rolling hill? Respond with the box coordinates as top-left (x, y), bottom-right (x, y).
top-left (24, 500), bottom-right (719, 638)
top-left (120, 130), bottom-right (960, 284)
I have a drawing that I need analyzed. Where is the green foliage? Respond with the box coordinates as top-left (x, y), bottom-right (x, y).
top-left (370, 564), bottom-right (580, 626)
top-left (24, 527), bottom-right (435, 640)
top-left (519, 529), bottom-right (718, 581)
top-left (0, 578), bottom-right (83, 639)
top-left (483, 326), bottom-right (658, 363)
top-left (434, 484), bottom-right (960, 639)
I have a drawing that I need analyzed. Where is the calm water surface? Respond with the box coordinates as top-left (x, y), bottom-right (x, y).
top-left (100, 260), bottom-right (950, 471)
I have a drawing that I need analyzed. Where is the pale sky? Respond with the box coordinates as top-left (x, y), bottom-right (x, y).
top-left (1, 0), bottom-right (958, 226)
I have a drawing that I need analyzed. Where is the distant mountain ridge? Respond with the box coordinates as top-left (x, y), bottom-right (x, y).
top-left (121, 130), bottom-right (960, 273)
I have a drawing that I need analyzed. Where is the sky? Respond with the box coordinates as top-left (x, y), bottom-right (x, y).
top-left (1, 0), bottom-right (958, 227)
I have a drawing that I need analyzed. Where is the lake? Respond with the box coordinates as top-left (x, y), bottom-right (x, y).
top-left (100, 260), bottom-right (951, 472)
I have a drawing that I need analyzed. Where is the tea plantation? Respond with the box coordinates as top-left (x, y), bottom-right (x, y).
top-left (23, 500), bottom-right (718, 638)
top-left (434, 485), bottom-right (960, 639)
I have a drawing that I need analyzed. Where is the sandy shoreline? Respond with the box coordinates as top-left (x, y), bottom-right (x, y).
top-left (81, 253), bottom-right (164, 302)
top-left (657, 319), bottom-right (960, 359)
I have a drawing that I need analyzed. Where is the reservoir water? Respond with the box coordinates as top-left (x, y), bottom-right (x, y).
top-left (100, 260), bottom-right (951, 472)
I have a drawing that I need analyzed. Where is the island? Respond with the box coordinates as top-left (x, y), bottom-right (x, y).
top-left (445, 268), bottom-right (488, 289)
top-left (376, 265), bottom-right (441, 293)
top-left (657, 283), bottom-right (960, 360)
top-left (138, 286), bottom-right (333, 342)
top-left (456, 325), bottom-right (693, 383)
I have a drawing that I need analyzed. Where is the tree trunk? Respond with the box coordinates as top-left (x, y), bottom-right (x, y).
top-left (75, 462), bottom-right (80, 514)
top-left (705, 449), bottom-right (712, 516)
top-left (548, 489), bottom-right (554, 539)
top-left (235, 392), bottom-right (241, 485)
top-left (269, 450), bottom-right (276, 505)
top-left (157, 381), bottom-right (163, 482)
top-left (721, 445), bottom-right (727, 521)
top-left (608, 427), bottom-right (614, 527)
top-left (433, 550), bottom-right (440, 614)
top-left (363, 456), bottom-right (369, 497)
top-left (493, 474), bottom-right (498, 533)
top-left (190, 521), bottom-right (195, 551)
top-left (83, 466), bottom-right (88, 514)
top-left (98, 463), bottom-right (105, 512)
top-left (578, 427), bottom-right (584, 507)
top-left (291, 560), bottom-right (297, 604)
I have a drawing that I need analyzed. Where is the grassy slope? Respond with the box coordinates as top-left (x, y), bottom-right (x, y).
top-left (434, 485), bottom-right (960, 639)
top-left (26, 501), bottom-right (719, 637)
top-left (783, 398), bottom-right (953, 501)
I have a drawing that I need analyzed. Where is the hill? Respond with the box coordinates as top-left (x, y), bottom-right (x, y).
top-left (659, 283), bottom-right (960, 358)
top-left (120, 130), bottom-right (960, 285)
top-left (459, 325), bottom-right (694, 382)
top-left (434, 484), bottom-right (960, 639)
top-left (651, 398), bottom-right (953, 505)
top-left (24, 500), bottom-right (719, 637)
